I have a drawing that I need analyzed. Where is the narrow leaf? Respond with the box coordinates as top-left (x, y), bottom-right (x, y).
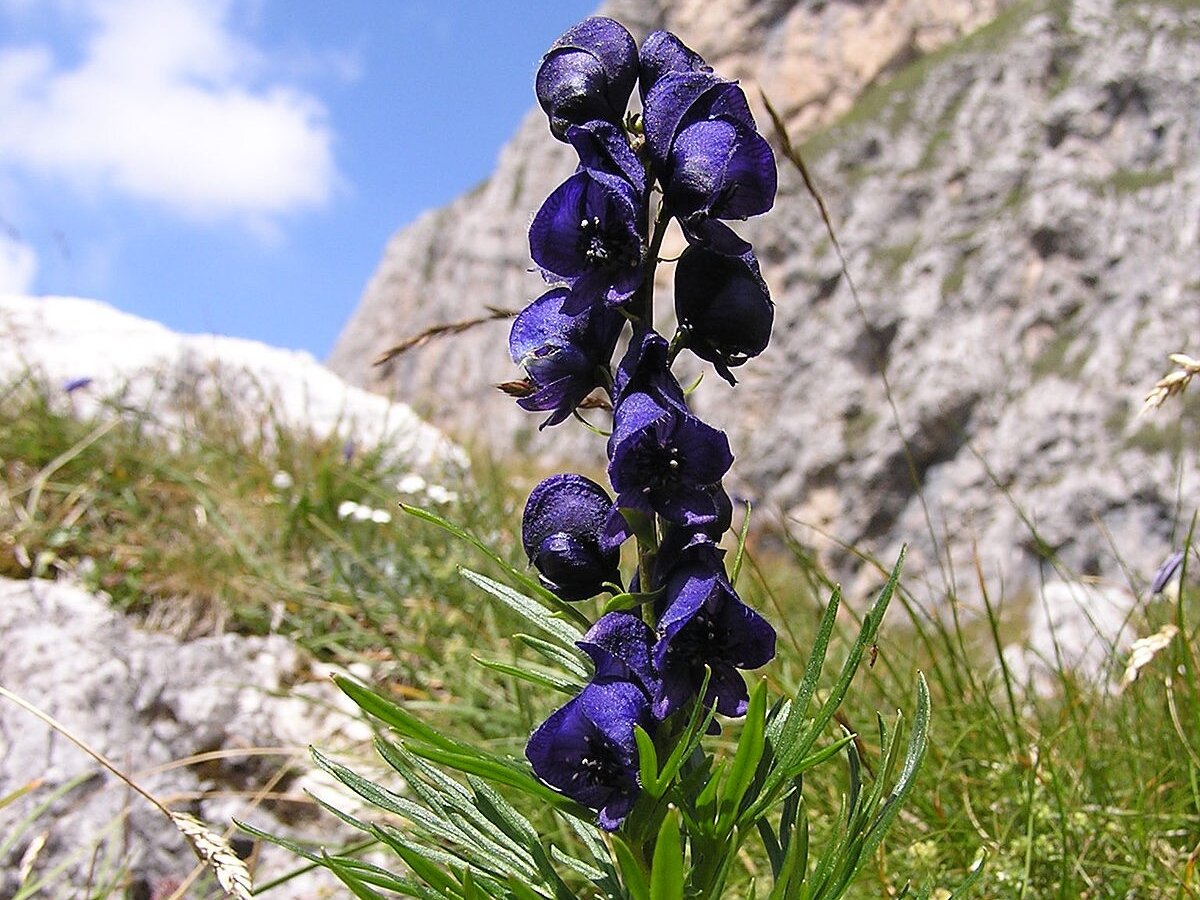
top-left (460, 568), bottom-right (587, 650)
top-left (649, 808), bottom-right (684, 900)
top-left (634, 725), bottom-right (663, 798)
top-left (717, 679), bottom-right (768, 835)
top-left (612, 835), bottom-right (651, 900)
top-left (474, 657), bottom-right (581, 694)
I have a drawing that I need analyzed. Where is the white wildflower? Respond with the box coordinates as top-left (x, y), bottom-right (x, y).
top-left (426, 484), bottom-right (459, 504)
top-left (397, 473), bottom-right (427, 494)
top-left (271, 470), bottom-right (294, 491)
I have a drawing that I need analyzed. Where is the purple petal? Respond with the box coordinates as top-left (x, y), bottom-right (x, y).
top-left (579, 612), bottom-right (661, 697)
top-left (522, 474), bottom-right (621, 600)
top-left (675, 243), bottom-right (773, 384)
top-left (567, 120), bottom-right (645, 194)
top-left (536, 17), bottom-right (638, 140)
top-left (1150, 550), bottom-right (1186, 594)
top-left (666, 119), bottom-right (776, 220)
top-left (638, 30), bottom-right (710, 100)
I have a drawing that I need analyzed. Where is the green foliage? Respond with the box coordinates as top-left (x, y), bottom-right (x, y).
top-left (6, 367), bottom-right (1198, 897)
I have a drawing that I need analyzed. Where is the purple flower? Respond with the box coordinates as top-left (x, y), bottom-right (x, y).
top-left (62, 376), bottom-right (93, 394)
top-left (529, 169), bottom-right (645, 309)
top-left (1150, 550), bottom-right (1186, 594)
top-left (568, 120), bottom-right (646, 194)
top-left (612, 327), bottom-right (688, 412)
top-left (536, 17), bottom-right (638, 141)
top-left (652, 546), bottom-right (775, 719)
top-left (522, 474), bottom-right (622, 601)
top-left (675, 243), bottom-right (773, 385)
top-left (643, 71), bottom-right (776, 223)
top-left (607, 390), bottom-right (733, 533)
top-left (509, 287), bottom-right (623, 428)
top-left (526, 678), bottom-right (650, 830)
top-left (638, 30), bottom-right (710, 101)
top-left (579, 612), bottom-right (662, 702)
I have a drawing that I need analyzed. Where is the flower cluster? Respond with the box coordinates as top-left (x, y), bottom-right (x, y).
top-left (510, 17), bottom-right (777, 831)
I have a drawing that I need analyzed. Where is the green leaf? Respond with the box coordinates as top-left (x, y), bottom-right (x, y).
top-left (634, 725), bottom-right (663, 798)
top-left (407, 743), bottom-right (588, 819)
top-left (515, 634), bottom-right (590, 680)
top-left (507, 875), bottom-right (548, 900)
top-left (399, 502), bottom-right (562, 608)
top-left (856, 674), bottom-right (931, 869)
top-left (602, 588), bottom-right (662, 615)
top-left (473, 656), bottom-right (581, 694)
top-left (334, 675), bottom-right (466, 752)
top-left (766, 795), bottom-right (808, 900)
top-left (387, 838), bottom-right (463, 896)
top-left (649, 808), bottom-right (684, 900)
top-left (460, 568), bottom-right (588, 651)
top-left (717, 679), bottom-right (768, 835)
top-left (612, 835), bottom-right (651, 900)
top-left (948, 850), bottom-right (989, 898)
top-left (321, 853), bottom-right (396, 900)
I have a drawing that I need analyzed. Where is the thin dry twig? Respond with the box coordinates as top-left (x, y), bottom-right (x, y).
top-left (373, 306), bottom-right (519, 367)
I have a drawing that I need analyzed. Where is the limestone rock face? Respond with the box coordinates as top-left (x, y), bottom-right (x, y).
top-left (0, 576), bottom-right (371, 898)
top-left (330, 0), bottom-right (1200, 603)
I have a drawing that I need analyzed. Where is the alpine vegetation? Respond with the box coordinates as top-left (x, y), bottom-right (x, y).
top-left (252, 18), bottom-right (944, 899)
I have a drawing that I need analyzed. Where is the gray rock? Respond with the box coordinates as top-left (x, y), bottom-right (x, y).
top-left (0, 576), bottom-right (373, 898)
top-left (329, 0), bottom-right (1200, 634)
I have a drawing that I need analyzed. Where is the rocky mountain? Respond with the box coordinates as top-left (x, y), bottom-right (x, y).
top-left (329, 0), bottom-right (1200, 613)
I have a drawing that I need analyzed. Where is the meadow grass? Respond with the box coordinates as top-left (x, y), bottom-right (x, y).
top-left (1, 370), bottom-right (1197, 898)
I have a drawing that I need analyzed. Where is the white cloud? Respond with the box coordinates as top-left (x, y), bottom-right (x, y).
top-left (0, 231), bottom-right (37, 293)
top-left (0, 0), bottom-right (339, 225)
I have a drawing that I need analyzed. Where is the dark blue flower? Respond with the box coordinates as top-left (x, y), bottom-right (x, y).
top-left (567, 120), bottom-right (646, 195)
top-left (536, 17), bottom-right (638, 141)
top-left (675, 243), bottom-right (773, 385)
top-left (509, 287), bottom-right (623, 428)
top-left (652, 545), bottom-right (775, 719)
top-left (642, 72), bottom-right (776, 223)
top-left (612, 327), bottom-right (688, 412)
top-left (526, 678), bottom-right (650, 830)
top-left (579, 611), bottom-right (662, 702)
top-left (529, 168), bottom-right (645, 309)
top-left (638, 30), bottom-right (710, 101)
top-left (522, 473), bottom-right (622, 601)
top-left (607, 390), bottom-right (733, 533)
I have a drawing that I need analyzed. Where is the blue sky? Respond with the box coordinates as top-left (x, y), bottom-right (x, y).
top-left (0, 0), bottom-right (596, 358)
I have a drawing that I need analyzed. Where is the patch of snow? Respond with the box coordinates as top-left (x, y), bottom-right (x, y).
top-left (0, 294), bottom-right (467, 475)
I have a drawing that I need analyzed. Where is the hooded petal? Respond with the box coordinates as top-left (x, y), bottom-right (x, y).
top-left (612, 327), bottom-right (688, 412)
top-left (579, 612), bottom-right (661, 699)
top-left (536, 17), bottom-right (639, 140)
top-left (675, 243), bottom-right (774, 384)
top-left (665, 118), bottom-right (777, 221)
top-left (568, 120), bottom-right (645, 194)
top-left (638, 30), bottom-right (710, 101)
top-left (523, 474), bottom-right (622, 600)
